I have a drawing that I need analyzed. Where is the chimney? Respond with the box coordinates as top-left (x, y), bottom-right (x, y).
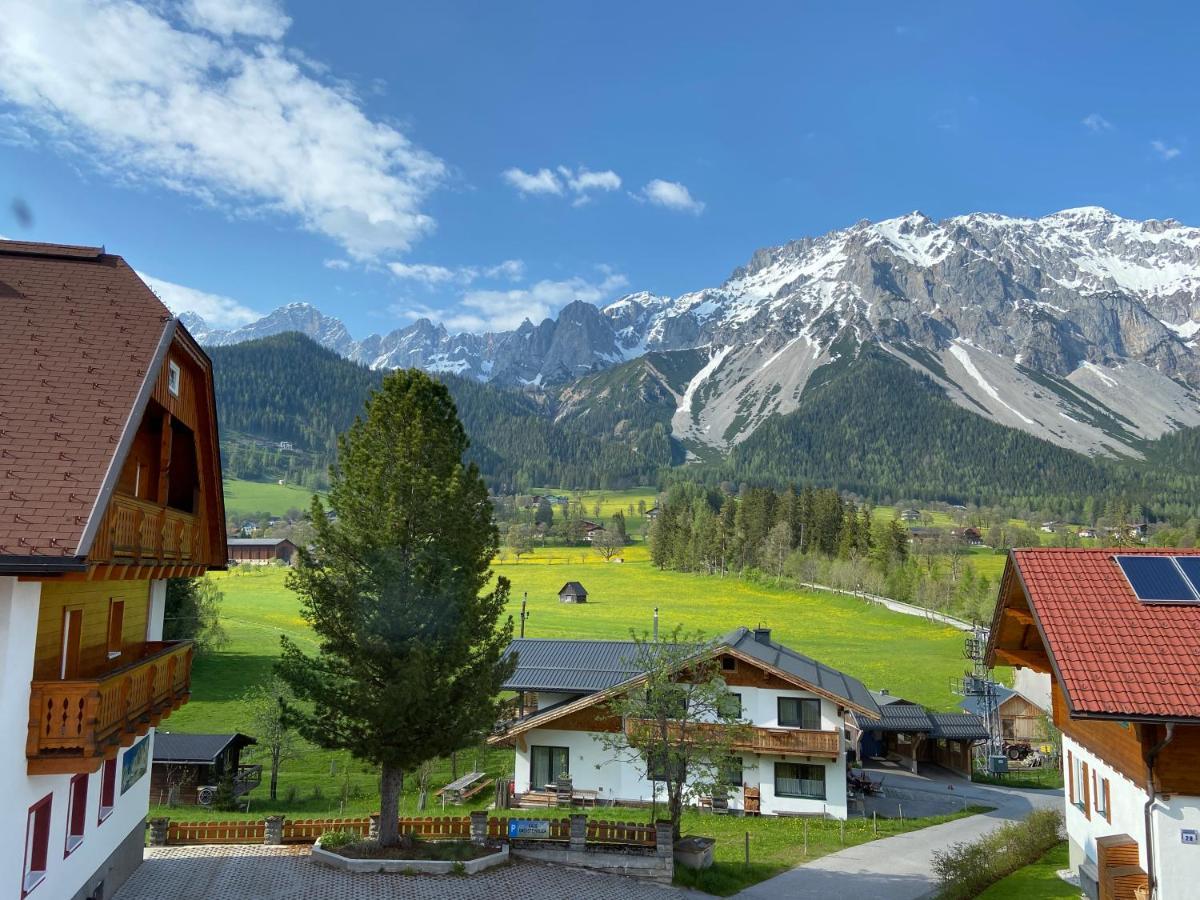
top-left (753, 626), bottom-right (771, 645)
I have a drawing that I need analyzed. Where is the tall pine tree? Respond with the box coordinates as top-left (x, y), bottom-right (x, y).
top-left (276, 370), bottom-right (514, 845)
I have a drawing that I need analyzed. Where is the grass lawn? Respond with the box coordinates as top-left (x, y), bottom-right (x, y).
top-left (223, 477), bottom-right (318, 518)
top-left (976, 842), bottom-right (1076, 899)
top-left (533, 486), bottom-right (659, 520)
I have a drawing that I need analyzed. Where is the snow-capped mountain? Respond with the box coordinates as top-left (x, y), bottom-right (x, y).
top-left (183, 207), bottom-right (1200, 459)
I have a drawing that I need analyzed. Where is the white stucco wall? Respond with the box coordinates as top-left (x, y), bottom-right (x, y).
top-left (1063, 733), bottom-right (1200, 900)
top-left (1012, 669), bottom-right (1052, 712)
top-left (0, 576), bottom-right (164, 900)
top-left (512, 684), bottom-right (849, 818)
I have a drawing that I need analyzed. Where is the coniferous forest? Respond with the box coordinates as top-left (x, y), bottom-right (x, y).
top-left (210, 332), bottom-right (1200, 521)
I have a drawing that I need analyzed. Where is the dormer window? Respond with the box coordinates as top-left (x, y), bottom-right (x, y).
top-left (167, 360), bottom-right (181, 397)
top-left (721, 656), bottom-right (737, 672)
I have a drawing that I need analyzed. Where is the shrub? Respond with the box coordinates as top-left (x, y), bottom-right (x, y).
top-left (932, 808), bottom-right (1063, 899)
top-left (317, 830), bottom-right (359, 851)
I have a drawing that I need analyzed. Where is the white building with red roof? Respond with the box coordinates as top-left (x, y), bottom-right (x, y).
top-left (988, 548), bottom-right (1200, 900)
top-left (0, 240), bottom-right (226, 899)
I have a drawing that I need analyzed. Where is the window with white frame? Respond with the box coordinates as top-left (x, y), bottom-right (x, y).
top-left (23, 795), bottom-right (51, 896)
top-left (1072, 754), bottom-right (1086, 809)
top-left (167, 360), bottom-right (181, 397)
top-left (65, 773), bottom-right (88, 856)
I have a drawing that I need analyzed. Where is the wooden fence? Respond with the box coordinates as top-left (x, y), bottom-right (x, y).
top-left (166, 820), bottom-right (266, 845)
top-left (586, 819), bottom-right (655, 846)
top-left (162, 814), bottom-right (655, 848)
top-left (281, 817), bottom-right (370, 843)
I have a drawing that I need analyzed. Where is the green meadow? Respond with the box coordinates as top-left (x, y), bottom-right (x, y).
top-left (222, 477), bottom-right (318, 518)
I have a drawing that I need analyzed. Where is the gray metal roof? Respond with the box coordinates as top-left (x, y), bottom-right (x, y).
top-left (558, 582), bottom-right (588, 596)
top-left (853, 702), bottom-right (934, 733)
top-left (227, 538), bottom-right (294, 547)
top-left (928, 712), bottom-right (989, 742)
top-left (503, 639), bottom-right (645, 693)
top-left (959, 685), bottom-right (1017, 718)
top-left (503, 627), bottom-right (880, 717)
top-left (153, 732), bottom-right (256, 764)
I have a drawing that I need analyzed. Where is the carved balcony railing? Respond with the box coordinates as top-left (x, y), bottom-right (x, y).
top-left (27, 640), bottom-right (193, 774)
top-left (90, 493), bottom-right (204, 565)
top-left (624, 719), bottom-right (841, 758)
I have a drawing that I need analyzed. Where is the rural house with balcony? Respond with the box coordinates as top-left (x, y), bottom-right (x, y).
top-left (0, 240), bottom-right (226, 900)
top-left (489, 627), bottom-right (880, 818)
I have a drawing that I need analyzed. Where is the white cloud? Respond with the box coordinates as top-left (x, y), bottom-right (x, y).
top-left (1151, 140), bottom-right (1182, 161)
top-left (638, 179), bottom-right (705, 214)
top-left (388, 258), bottom-right (526, 287)
top-left (502, 167), bottom-right (563, 195)
top-left (394, 269), bottom-right (628, 333)
top-left (503, 165), bottom-right (621, 205)
top-left (388, 262), bottom-right (461, 285)
top-left (0, 0), bottom-right (445, 259)
top-left (323, 258), bottom-right (351, 270)
top-left (1082, 113), bottom-right (1113, 133)
top-left (137, 271), bottom-right (261, 329)
top-left (180, 0), bottom-right (290, 39)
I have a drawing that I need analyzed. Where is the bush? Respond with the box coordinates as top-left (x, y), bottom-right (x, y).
top-left (317, 830), bottom-right (359, 851)
top-left (932, 808), bottom-right (1063, 899)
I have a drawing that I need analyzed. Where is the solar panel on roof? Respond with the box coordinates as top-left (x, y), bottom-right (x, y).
top-left (1115, 555), bottom-right (1200, 603)
top-left (1176, 556), bottom-right (1200, 597)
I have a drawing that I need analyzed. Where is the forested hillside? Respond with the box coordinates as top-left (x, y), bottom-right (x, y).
top-left (210, 333), bottom-right (1200, 520)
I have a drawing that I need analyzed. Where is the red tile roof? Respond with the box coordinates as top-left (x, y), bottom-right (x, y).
top-left (1009, 547), bottom-right (1200, 720)
top-left (0, 240), bottom-right (174, 564)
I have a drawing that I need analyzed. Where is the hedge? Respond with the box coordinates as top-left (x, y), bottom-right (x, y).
top-left (932, 808), bottom-right (1064, 899)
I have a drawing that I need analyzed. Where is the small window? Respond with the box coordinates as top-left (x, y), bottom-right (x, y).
top-left (23, 795), bottom-right (51, 896)
top-left (98, 758), bottom-right (117, 824)
top-left (167, 361), bottom-right (181, 397)
top-left (723, 692), bottom-right (743, 718)
top-left (1072, 754), bottom-right (1086, 811)
top-left (775, 762), bottom-right (826, 799)
top-left (107, 599), bottom-right (125, 659)
top-left (778, 697), bottom-right (821, 729)
top-left (723, 757), bottom-right (743, 788)
top-left (721, 656), bottom-right (737, 672)
top-left (65, 774), bottom-right (88, 856)
top-left (645, 748), bottom-right (685, 783)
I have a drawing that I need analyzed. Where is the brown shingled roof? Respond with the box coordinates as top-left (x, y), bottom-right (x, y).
top-left (0, 240), bottom-right (174, 564)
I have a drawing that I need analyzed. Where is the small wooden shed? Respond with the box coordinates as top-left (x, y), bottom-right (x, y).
top-left (558, 581), bottom-right (588, 603)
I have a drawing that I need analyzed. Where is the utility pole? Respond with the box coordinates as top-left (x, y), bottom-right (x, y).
top-left (653, 607), bottom-right (659, 641)
top-left (520, 593), bottom-right (529, 638)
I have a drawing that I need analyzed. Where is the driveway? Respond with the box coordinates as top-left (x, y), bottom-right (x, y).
top-left (734, 767), bottom-right (1063, 900)
top-left (116, 845), bottom-right (696, 900)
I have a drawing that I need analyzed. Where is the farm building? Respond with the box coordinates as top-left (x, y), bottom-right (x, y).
top-left (558, 581), bottom-right (589, 603)
top-left (960, 685), bottom-right (1048, 742)
top-left (227, 537), bottom-right (298, 565)
top-left (987, 548), bottom-right (1200, 900)
top-left (847, 695), bottom-right (988, 779)
top-left (151, 733), bottom-right (260, 807)
top-left (489, 627), bottom-right (882, 819)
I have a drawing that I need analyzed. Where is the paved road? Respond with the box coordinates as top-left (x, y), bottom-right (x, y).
top-left (116, 845), bottom-right (697, 900)
top-left (734, 769), bottom-right (1063, 900)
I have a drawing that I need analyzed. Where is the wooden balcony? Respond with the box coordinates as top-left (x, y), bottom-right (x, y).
top-left (624, 719), bottom-right (841, 759)
top-left (90, 493), bottom-right (205, 567)
top-left (27, 640), bottom-right (193, 775)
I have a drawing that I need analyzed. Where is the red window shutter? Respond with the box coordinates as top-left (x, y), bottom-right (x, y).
top-left (1082, 762), bottom-right (1091, 820)
top-left (1104, 779), bottom-right (1111, 824)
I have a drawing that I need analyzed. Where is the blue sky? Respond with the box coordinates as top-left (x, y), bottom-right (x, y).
top-left (1, 0), bottom-right (1196, 336)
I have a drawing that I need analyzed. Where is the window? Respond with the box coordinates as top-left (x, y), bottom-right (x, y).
top-left (722, 757), bottom-right (744, 788)
top-left (61, 607), bottom-right (83, 679)
top-left (65, 774), bottom-right (88, 856)
top-left (23, 795), bottom-right (51, 897)
top-left (1096, 775), bottom-right (1111, 823)
top-left (98, 758), bottom-right (117, 824)
top-left (775, 762), bottom-right (826, 800)
top-left (106, 599), bottom-right (125, 659)
top-left (645, 748), bottom-right (685, 783)
top-left (530, 746), bottom-right (569, 789)
top-left (723, 692), bottom-right (743, 718)
top-left (721, 656), bottom-right (737, 672)
top-left (167, 360), bottom-right (181, 397)
top-left (778, 697), bottom-right (821, 729)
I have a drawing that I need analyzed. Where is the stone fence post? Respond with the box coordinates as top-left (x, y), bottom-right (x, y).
top-left (569, 813), bottom-right (587, 852)
top-left (368, 814), bottom-right (380, 842)
top-left (470, 810), bottom-right (488, 846)
top-left (264, 815), bottom-right (284, 845)
top-left (655, 820), bottom-right (674, 857)
top-left (148, 818), bottom-right (170, 847)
